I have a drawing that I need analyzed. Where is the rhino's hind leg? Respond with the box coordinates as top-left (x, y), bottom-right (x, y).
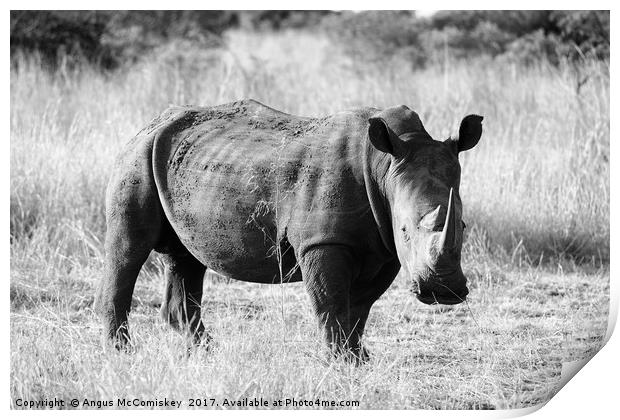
top-left (95, 139), bottom-right (162, 350)
top-left (95, 202), bottom-right (161, 350)
top-left (159, 252), bottom-right (207, 345)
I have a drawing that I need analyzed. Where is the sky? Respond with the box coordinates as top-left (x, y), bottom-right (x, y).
top-left (416, 10), bottom-right (437, 17)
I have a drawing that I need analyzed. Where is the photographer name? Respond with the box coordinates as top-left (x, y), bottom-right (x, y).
top-left (84, 398), bottom-right (183, 408)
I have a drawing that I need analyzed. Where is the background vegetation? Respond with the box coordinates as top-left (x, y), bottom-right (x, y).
top-left (11, 10), bottom-right (610, 69)
top-left (10, 10), bottom-right (609, 409)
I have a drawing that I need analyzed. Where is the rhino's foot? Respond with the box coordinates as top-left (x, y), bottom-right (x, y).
top-left (323, 341), bottom-right (370, 365)
top-left (162, 304), bottom-right (211, 351)
top-left (340, 345), bottom-right (370, 365)
top-left (353, 345), bottom-right (370, 364)
top-left (184, 329), bottom-right (213, 357)
top-left (188, 322), bottom-right (211, 347)
top-left (161, 303), bottom-right (207, 341)
top-left (101, 323), bottom-right (135, 353)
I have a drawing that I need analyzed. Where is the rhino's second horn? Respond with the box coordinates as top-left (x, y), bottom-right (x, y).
top-left (439, 188), bottom-right (457, 252)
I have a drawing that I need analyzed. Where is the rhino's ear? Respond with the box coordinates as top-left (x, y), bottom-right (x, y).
top-left (368, 117), bottom-right (404, 156)
top-left (448, 115), bottom-right (483, 153)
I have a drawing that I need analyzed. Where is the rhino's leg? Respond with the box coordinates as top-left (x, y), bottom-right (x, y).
top-left (95, 188), bottom-right (161, 350)
top-left (160, 252), bottom-right (207, 344)
top-left (347, 305), bottom-right (372, 361)
top-left (95, 139), bottom-right (162, 350)
top-left (301, 245), bottom-right (361, 358)
top-left (349, 261), bottom-right (401, 361)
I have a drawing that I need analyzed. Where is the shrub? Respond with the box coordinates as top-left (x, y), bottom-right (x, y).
top-left (322, 10), bottom-right (427, 67)
top-left (10, 11), bottom-right (116, 69)
top-left (420, 22), bottom-right (514, 61)
top-left (550, 11), bottom-right (609, 60)
top-left (430, 10), bottom-right (553, 36)
top-left (10, 10), bottom-right (239, 69)
top-left (427, 10), bottom-right (609, 62)
top-left (501, 30), bottom-right (567, 66)
top-left (238, 11), bottom-right (333, 30)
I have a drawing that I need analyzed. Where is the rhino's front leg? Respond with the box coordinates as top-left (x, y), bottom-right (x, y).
top-left (301, 245), bottom-right (363, 359)
top-left (348, 260), bottom-right (401, 361)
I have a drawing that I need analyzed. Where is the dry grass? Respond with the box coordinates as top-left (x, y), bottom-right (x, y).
top-left (10, 30), bottom-right (609, 409)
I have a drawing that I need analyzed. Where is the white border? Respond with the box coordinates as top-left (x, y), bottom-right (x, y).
top-left (4, 3), bottom-right (617, 419)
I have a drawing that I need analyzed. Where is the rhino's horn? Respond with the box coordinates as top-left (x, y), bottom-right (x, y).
top-left (440, 188), bottom-right (457, 252)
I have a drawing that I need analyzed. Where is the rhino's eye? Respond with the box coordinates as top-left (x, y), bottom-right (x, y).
top-left (462, 221), bottom-right (467, 229)
top-left (401, 226), bottom-right (410, 242)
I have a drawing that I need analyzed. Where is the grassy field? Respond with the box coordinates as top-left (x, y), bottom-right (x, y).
top-left (10, 30), bottom-right (609, 409)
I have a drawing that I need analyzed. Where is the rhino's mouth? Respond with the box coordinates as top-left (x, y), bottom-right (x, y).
top-left (416, 291), bottom-right (467, 305)
top-left (413, 273), bottom-right (469, 305)
top-left (413, 267), bottom-right (469, 305)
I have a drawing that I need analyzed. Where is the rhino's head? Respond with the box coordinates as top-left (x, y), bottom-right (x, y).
top-left (368, 105), bottom-right (483, 305)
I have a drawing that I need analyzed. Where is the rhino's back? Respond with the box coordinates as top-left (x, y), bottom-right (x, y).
top-left (151, 99), bottom-right (379, 282)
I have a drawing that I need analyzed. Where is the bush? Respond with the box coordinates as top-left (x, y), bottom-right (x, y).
top-left (10, 10), bottom-right (239, 69)
top-left (238, 11), bottom-right (333, 30)
top-left (430, 10), bottom-right (553, 36)
top-left (322, 11), bottom-right (428, 67)
top-left (421, 22), bottom-right (514, 61)
top-left (102, 11), bottom-right (235, 67)
top-left (550, 11), bottom-right (609, 60)
top-left (427, 10), bottom-right (609, 62)
top-left (10, 11), bottom-right (115, 69)
top-left (500, 30), bottom-right (566, 66)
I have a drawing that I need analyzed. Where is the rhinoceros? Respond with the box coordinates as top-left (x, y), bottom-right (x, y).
top-left (95, 99), bottom-right (483, 359)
